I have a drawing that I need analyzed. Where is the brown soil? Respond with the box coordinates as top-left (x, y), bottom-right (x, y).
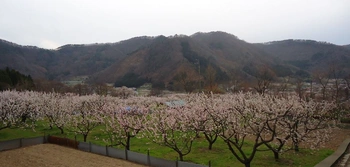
top-left (0, 144), bottom-right (146, 167)
top-left (325, 127), bottom-right (350, 151)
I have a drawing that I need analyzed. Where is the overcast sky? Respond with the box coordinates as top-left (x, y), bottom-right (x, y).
top-left (1, 0), bottom-right (349, 49)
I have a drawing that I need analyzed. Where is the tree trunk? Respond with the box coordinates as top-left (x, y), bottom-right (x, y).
top-left (208, 142), bottom-right (213, 150)
top-left (179, 153), bottom-right (184, 161)
top-left (294, 144), bottom-right (299, 152)
top-left (126, 135), bottom-right (131, 150)
top-left (196, 132), bottom-right (200, 138)
top-left (21, 115), bottom-right (27, 123)
top-left (322, 88), bottom-right (326, 100)
top-left (204, 133), bottom-right (217, 150)
top-left (83, 134), bottom-right (87, 142)
top-left (58, 127), bottom-right (64, 134)
top-left (273, 151), bottom-right (279, 161)
top-left (244, 162), bottom-right (251, 167)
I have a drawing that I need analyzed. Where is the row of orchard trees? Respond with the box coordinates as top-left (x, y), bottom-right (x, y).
top-left (0, 90), bottom-right (337, 167)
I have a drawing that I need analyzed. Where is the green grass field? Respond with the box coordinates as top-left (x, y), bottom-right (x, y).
top-left (0, 122), bottom-right (333, 167)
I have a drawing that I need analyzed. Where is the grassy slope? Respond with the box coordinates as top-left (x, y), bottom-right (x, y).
top-left (0, 122), bottom-right (333, 167)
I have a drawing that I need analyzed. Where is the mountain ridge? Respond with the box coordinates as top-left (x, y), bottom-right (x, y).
top-left (254, 39), bottom-right (350, 74)
top-left (1, 31), bottom-right (349, 87)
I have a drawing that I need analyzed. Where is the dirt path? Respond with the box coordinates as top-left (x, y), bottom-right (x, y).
top-left (0, 144), bottom-right (146, 167)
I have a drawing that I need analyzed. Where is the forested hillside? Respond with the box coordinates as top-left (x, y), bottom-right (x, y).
top-left (0, 67), bottom-right (35, 90)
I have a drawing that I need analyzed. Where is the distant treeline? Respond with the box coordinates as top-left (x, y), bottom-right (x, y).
top-left (0, 67), bottom-right (35, 90)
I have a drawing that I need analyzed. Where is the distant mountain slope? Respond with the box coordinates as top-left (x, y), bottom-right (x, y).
top-left (47, 36), bottom-right (155, 80)
top-left (92, 32), bottom-right (294, 85)
top-left (92, 36), bottom-right (202, 84)
top-left (0, 37), bottom-right (153, 80)
top-left (344, 44), bottom-right (350, 50)
top-left (255, 40), bottom-right (350, 73)
top-left (0, 39), bottom-right (53, 78)
top-left (1, 32), bottom-right (349, 86)
top-left (190, 32), bottom-right (280, 74)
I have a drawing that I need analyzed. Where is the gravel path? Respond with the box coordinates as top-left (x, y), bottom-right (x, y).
top-left (0, 144), bottom-right (146, 167)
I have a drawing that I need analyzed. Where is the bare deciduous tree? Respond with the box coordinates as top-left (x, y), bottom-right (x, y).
top-left (253, 65), bottom-right (275, 95)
